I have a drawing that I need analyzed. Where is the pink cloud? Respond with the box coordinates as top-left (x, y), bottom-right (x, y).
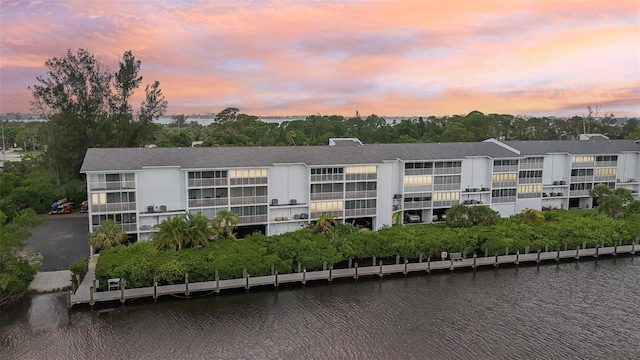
top-left (1, 0), bottom-right (638, 116)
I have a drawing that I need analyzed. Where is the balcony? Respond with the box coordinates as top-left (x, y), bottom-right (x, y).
top-left (188, 198), bottom-right (228, 207)
top-left (310, 210), bottom-right (342, 219)
top-left (404, 169), bottom-right (433, 176)
top-left (432, 200), bottom-right (460, 207)
top-left (569, 190), bottom-right (591, 197)
top-left (570, 175), bottom-right (593, 183)
top-left (433, 167), bottom-right (462, 175)
top-left (492, 181), bottom-right (517, 188)
top-left (404, 201), bottom-right (432, 209)
top-left (345, 208), bottom-right (376, 217)
top-left (89, 181), bottom-right (135, 191)
top-left (310, 193), bottom-right (344, 201)
top-left (345, 190), bottom-right (377, 199)
top-left (91, 202), bottom-right (136, 213)
top-left (518, 178), bottom-right (542, 184)
top-left (237, 215), bottom-right (268, 225)
top-left (310, 174), bottom-right (344, 182)
top-left (229, 177), bottom-right (268, 186)
top-left (229, 195), bottom-right (268, 206)
top-left (188, 178), bottom-right (227, 187)
top-left (345, 173), bottom-right (377, 181)
top-left (491, 196), bottom-right (516, 204)
top-left (433, 184), bottom-right (461, 191)
top-left (493, 165), bottom-right (518, 173)
top-left (595, 161), bottom-right (617, 167)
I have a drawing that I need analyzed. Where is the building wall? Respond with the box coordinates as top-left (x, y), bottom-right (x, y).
top-left (136, 167), bottom-right (185, 212)
top-left (84, 140), bottom-right (640, 240)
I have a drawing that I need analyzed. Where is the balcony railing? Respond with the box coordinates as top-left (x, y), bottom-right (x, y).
top-left (595, 161), bottom-right (617, 167)
top-left (310, 193), bottom-right (344, 201)
top-left (570, 175), bottom-right (593, 183)
top-left (404, 169), bottom-right (434, 176)
top-left (229, 177), bottom-right (268, 186)
top-left (188, 198), bottom-right (228, 207)
top-left (94, 222), bottom-right (137, 232)
top-left (310, 174), bottom-right (344, 182)
top-left (89, 181), bottom-right (135, 191)
top-left (229, 195), bottom-right (268, 206)
top-left (569, 190), bottom-right (591, 197)
top-left (237, 215), bottom-right (268, 225)
top-left (345, 190), bottom-right (377, 199)
top-left (493, 165), bottom-right (518, 173)
top-left (518, 178), bottom-right (542, 184)
top-left (491, 196), bottom-right (516, 204)
top-left (404, 201), bottom-right (432, 209)
top-left (433, 184), bottom-right (461, 191)
top-left (345, 173), bottom-right (377, 181)
top-left (492, 181), bottom-right (517, 188)
top-left (310, 210), bottom-right (342, 219)
top-left (594, 175), bottom-right (616, 182)
top-left (345, 208), bottom-right (376, 217)
top-left (433, 167), bottom-right (462, 175)
top-left (432, 200), bottom-right (460, 207)
top-left (188, 178), bottom-right (227, 187)
top-left (519, 163), bottom-right (543, 170)
top-left (571, 162), bottom-right (594, 168)
top-left (91, 202), bottom-right (136, 213)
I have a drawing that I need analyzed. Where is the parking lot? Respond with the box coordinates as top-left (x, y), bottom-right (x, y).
top-left (25, 215), bottom-right (90, 271)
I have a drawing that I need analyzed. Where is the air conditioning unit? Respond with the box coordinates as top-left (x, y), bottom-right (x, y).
top-left (147, 206), bottom-right (154, 213)
top-left (271, 199), bottom-right (279, 206)
top-left (300, 213), bottom-right (309, 219)
top-left (290, 199), bottom-right (297, 205)
top-left (393, 194), bottom-right (403, 199)
top-left (159, 205), bottom-right (167, 212)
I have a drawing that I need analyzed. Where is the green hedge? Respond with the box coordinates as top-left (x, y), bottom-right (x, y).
top-left (94, 211), bottom-right (640, 289)
top-left (69, 257), bottom-right (88, 290)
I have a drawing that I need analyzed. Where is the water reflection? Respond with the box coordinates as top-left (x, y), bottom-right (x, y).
top-left (2, 257), bottom-right (639, 360)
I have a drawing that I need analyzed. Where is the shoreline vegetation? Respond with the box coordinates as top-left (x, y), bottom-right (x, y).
top-left (90, 210), bottom-right (640, 291)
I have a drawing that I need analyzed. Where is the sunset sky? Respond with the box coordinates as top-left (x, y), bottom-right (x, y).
top-left (1, 0), bottom-right (639, 117)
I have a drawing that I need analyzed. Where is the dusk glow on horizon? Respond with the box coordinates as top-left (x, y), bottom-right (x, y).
top-left (1, 0), bottom-right (639, 117)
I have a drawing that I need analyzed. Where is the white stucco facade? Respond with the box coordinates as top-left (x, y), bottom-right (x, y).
top-left (81, 138), bottom-right (640, 241)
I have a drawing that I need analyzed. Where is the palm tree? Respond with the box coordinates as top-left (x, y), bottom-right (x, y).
top-left (184, 212), bottom-right (211, 248)
top-left (89, 220), bottom-right (127, 251)
top-left (314, 214), bottom-right (338, 233)
top-left (152, 215), bottom-right (188, 251)
top-left (211, 210), bottom-right (238, 239)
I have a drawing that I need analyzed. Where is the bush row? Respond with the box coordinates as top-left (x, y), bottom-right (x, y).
top-left (94, 211), bottom-right (640, 289)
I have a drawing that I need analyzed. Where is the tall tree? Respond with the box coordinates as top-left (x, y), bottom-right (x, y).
top-left (30, 49), bottom-right (167, 183)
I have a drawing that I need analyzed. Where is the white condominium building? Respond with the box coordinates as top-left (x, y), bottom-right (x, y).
top-left (80, 137), bottom-right (640, 241)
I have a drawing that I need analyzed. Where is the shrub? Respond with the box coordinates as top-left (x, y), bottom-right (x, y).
top-left (69, 257), bottom-right (88, 290)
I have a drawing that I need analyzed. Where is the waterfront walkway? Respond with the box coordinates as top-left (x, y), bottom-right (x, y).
top-left (69, 244), bottom-right (638, 308)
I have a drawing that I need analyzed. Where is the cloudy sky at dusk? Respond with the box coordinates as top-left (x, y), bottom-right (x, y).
top-left (1, 0), bottom-right (639, 117)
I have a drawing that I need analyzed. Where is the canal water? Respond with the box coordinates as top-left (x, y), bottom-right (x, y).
top-left (2, 257), bottom-right (639, 360)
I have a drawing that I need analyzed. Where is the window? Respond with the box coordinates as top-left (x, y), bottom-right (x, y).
top-left (345, 165), bottom-right (376, 174)
top-left (404, 175), bottom-right (433, 186)
top-left (571, 169), bottom-right (594, 177)
top-left (311, 183), bottom-right (344, 193)
top-left (519, 170), bottom-right (542, 179)
top-left (492, 188), bottom-right (516, 197)
top-left (572, 156), bottom-right (594, 163)
top-left (432, 192), bottom-right (460, 201)
top-left (595, 168), bottom-right (616, 176)
top-left (345, 182), bottom-right (376, 191)
top-left (493, 160), bottom-right (518, 166)
top-left (596, 155), bottom-right (618, 162)
top-left (405, 162), bottom-right (433, 170)
top-left (434, 175), bottom-right (461, 185)
top-left (345, 199), bottom-right (376, 209)
top-left (311, 167), bottom-right (344, 175)
top-left (518, 184), bottom-right (542, 193)
top-left (229, 168), bottom-right (267, 178)
top-left (310, 201), bottom-right (343, 212)
top-left (492, 173), bottom-right (517, 182)
top-left (91, 193), bottom-right (106, 204)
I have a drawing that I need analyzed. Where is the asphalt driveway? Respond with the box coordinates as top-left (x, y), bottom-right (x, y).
top-left (25, 215), bottom-right (90, 271)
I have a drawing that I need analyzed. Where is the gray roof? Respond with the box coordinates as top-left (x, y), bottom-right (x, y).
top-left (504, 139), bottom-right (640, 156)
top-left (80, 142), bottom-right (520, 172)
